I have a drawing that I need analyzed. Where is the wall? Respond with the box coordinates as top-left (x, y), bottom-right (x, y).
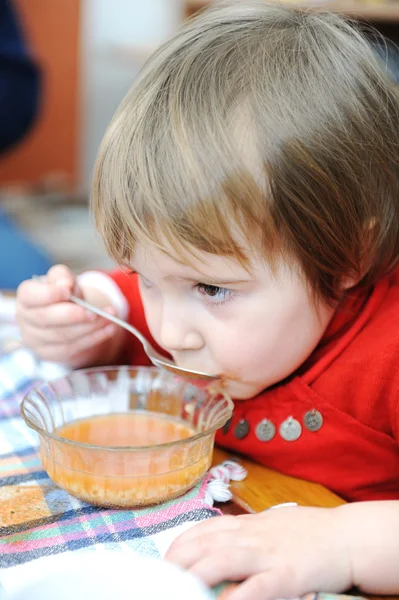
top-left (0, 0), bottom-right (183, 190)
top-left (80, 0), bottom-right (182, 190)
top-left (0, 0), bottom-right (81, 188)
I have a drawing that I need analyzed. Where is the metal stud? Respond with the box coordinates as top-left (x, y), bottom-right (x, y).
top-left (234, 419), bottom-right (250, 440)
top-left (255, 419), bottom-right (276, 442)
top-left (304, 409), bottom-right (323, 432)
top-left (222, 417), bottom-right (232, 435)
top-left (279, 416), bottom-right (302, 442)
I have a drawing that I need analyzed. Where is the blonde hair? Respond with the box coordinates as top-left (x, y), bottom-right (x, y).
top-left (93, 0), bottom-right (399, 301)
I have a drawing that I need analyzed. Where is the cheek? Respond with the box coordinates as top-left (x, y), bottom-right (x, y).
top-left (208, 302), bottom-right (331, 384)
top-left (207, 326), bottom-right (266, 375)
top-left (139, 290), bottom-right (162, 341)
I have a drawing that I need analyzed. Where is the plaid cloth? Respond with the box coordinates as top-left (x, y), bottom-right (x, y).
top-left (0, 315), bottom-right (221, 598)
top-left (0, 296), bottom-right (364, 600)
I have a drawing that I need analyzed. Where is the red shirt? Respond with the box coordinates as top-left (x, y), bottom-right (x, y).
top-left (109, 269), bottom-right (399, 502)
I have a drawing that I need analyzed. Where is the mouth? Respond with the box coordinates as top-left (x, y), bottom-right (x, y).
top-left (175, 357), bottom-right (238, 377)
top-left (172, 357), bottom-right (213, 375)
top-left (171, 356), bottom-right (241, 385)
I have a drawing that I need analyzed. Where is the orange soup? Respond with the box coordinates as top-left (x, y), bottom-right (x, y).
top-left (58, 412), bottom-right (196, 447)
top-left (41, 412), bottom-right (213, 507)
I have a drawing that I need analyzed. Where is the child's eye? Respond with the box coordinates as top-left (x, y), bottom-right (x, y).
top-left (138, 274), bottom-right (153, 288)
top-left (196, 283), bottom-right (233, 304)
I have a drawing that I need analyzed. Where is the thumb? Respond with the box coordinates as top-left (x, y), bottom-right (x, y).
top-left (46, 264), bottom-right (83, 298)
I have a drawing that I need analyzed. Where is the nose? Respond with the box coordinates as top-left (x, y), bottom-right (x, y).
top-left (158, 300), bottom-right (203, 353)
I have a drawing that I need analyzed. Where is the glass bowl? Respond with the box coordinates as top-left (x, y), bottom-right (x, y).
top-left (21, 366), bottom-right (233, 508)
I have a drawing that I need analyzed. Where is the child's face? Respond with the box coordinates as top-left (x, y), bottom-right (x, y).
top-left (133, 242), bottom-right (335, 399)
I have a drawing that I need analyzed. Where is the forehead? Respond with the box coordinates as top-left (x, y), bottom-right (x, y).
top-left (132, 241), bottom-right (259, 280)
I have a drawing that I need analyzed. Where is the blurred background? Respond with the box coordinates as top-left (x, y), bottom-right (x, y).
top-left (0, 0), bottom-right (398, 289)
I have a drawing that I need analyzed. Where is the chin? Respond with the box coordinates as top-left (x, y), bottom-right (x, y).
top-left (222, 379), bottom-right (265, 400)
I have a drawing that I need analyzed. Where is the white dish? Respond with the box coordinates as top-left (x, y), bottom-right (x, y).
top-left (4, 552), bottom-right (212, 600)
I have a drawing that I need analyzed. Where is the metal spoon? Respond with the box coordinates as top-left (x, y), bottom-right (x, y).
top-left (69, 294), bottom-right (219, 382)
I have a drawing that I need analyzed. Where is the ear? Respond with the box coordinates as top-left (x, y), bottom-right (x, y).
top-left (340, 274), bottom-right (360, 291)
top-left (341, 217), bottom-right (378, 291)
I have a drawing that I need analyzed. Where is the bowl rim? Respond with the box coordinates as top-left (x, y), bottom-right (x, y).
top-left (20, 365), bottom-right (234, 452)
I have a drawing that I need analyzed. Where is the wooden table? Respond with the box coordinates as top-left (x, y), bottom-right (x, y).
top-left (212, 447), bottom-right (344, 513)
top-left (185, 0), bottom-right (399, 22)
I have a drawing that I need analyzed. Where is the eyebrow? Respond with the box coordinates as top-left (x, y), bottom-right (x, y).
top-left (163, 275), bottom-right (253, 285)
top-left (130, 268), bottom-right (253, 286)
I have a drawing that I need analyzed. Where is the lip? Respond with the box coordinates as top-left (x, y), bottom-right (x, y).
top-left (171, 353), bottom-right (242, 385)
top-left (173, 361), bottom-right (241, 385)
top-left (172, 358), bottom-right (216, 376)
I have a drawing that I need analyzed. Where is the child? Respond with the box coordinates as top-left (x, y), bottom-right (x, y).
top-left (16, 1), bottom-right (399, 598)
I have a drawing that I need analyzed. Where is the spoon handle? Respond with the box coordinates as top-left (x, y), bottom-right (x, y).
top-left (32, 276), bottom-right (180, 371)
top-left (69, 294), bottom-right (150, 349)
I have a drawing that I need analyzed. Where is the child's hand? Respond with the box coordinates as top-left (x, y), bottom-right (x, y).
top-left (16, 265), bottom-right (121, 368)
top-left (166, 506), bottom-right (352, 600)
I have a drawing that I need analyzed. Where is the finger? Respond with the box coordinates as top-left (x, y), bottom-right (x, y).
top-left (188, 547), bottom-right (264, 587)
top-left (35, 324), bottom-right (117, 363)
top-left (167, 528), bottom-right (257, 572)
top-left (22, 301), bottom-right (115, 328)
top-left (22, 318), bottom-right (113, 346)
top-left (228, 569), bottom-right (298, 600)
top-left (47, 264), bottom-right (87, 299)
top-left (17, 278), bottom-right (70, 307)
top-left (46, 264), bottom-right (74, 287)
top-left (166, 516), bottom-right (239, 559)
